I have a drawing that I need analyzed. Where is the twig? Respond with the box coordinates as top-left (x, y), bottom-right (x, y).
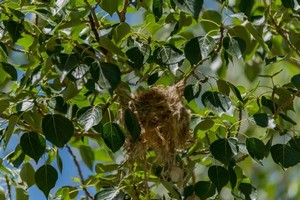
top-left (235, 107), bottom-right (243, 137)
top-left (117, 0), bottom-right (130, 22)
top-left (5, 176), bottom-right (11, 200)
top-left (274, 90), bottom-right (300, 117)
top-left (66, 145), bottom-right (94, 200)
top-left (269, 15), bottom-right (300, 57)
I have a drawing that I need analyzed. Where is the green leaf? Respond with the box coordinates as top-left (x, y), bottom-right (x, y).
top-left (201, 10), bottom-right (222, 33)
top-left (281, 0), bottom-right (294, 8)
top-left (228, 167), bottom-right (237, 189)
top-left (217, 79), bottom-right (230, 96)
top-left (49, 96), bottom-right (68, 114)
top-left (227, 82), bottom-right (244, 103)
top-left (252, 113), bottom-right (270, 128)
top-left (16, 187), bottom-right (29, 200)
top-left (271, 144), bottom-right (300, 168)
top-left (124, 109), bottom-right (141, 142)
top-left (99, 0), bottom-right (119, 15)
top-left (184, 36), bottom-right (215, 65)
top-left (4, 114), bottom-right (19, 149)
top-left (174, 0), bottom-right (203, 20)
top-left (184, 83), bottom-right (201, 102)
top-left (223, 37), bottom-right (246, 59)
top-left (98, 62), bottom-right (121, 93)
top-left (102, 123), bottom-right (125, 153)
top-left (20, 163), bottom-right (35, 187)
top-left (0, 189), bottom-right (4, 200)
top-left (291, 73), bottom-right (300, 89)
top-left (35, 165), bottom-right (58, 198)
top-left (210, 138), bottom-right (234, 165)
top-left (288, 137), bottom-right (300, 152)
top-left (153, 44), bottom-right (185, 66)
top-left (246, 138), bottom-right (267, 162)
top-left (279, 113), bottom-right (297, 125)
top-left (238, 182), bottom-right (256, 200)
top-left (3, 20), bottom-right (24, 43)
top-left (0, 62), bottom-right (17, 81)
top-left (153, 0), bottom-right (163, 21)
top-left (208, 166), bottom-right (229, 192)
top-left (0, 100), bottom-right (10, 113)
top-left (113, 23), bottom-right (131, 44)
top-left (51, 53), bottom-right (79, 82)
top-left (126, 47), bottom-right (144, 70)
top-left (239, 0), bottom-right (254, 17)
top-left (79, 145), bottom-right (95, 171)
top-left (20, 132), bottom-right (46, 163)
top-left (42, 114), bottom-right (74, 148)
top-left (194, 181), bottom-right (216, 199)
top-left (99, 36), bottom-right (125, 56)
top-left (161, 181), bottom-right (182, 199)
top-left (183, 185), bottom-right (194, 199)
top-left (78, 106), bottom-right (102, 132)
top-left (94, 188), bottom-right (125, 200)
top-left (244, 21), bottom-right (270, 54)
top-left (201, 91), bottom-right (231, 113)
top-left (56, 151), bottom-right (63, 174)
top-left (194, 119), bottom-right (214, 131)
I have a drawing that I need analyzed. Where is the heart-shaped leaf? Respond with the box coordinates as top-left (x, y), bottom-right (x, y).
top-left (42, 114), bottom-right (74, 148)
top-left (102, 123), bottom-right (125, 153)
top-left (35, 165), bottom-right (58, 198)
top-left (20, 132), bottom-right (46, 163)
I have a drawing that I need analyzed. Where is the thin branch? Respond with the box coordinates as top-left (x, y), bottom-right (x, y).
top-left (66, 145), bottom-right (94, 200)
top-left (235, 107), bottom-right (243, 137)
top-left (84, 0), bottom-right (100, 28)
top-left (269, 15), bottom-right (300, 57)
top-left (117, 0), bottom-right (130, 22)
top-left (5, 176), bottom-right (12, 200)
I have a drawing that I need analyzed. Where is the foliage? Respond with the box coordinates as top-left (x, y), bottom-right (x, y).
top-left (0, 0), bottom-right (300, 199)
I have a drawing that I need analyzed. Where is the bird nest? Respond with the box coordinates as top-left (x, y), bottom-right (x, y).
top-left (124, 81), bottom-right (191, 165)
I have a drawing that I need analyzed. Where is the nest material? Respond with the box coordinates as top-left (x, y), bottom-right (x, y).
top-left (125, 81), bottom-right (191, 164)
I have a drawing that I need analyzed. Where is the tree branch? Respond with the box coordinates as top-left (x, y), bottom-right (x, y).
top-left (117, 0), bottom-right (130, 22)
top-left (66, 145), bottom-right (94, 200)
top-left (269, 15), bottom-right (300, 57)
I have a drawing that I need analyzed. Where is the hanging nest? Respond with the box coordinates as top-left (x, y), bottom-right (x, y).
top-left (124, 81), bottom-right (191, 165)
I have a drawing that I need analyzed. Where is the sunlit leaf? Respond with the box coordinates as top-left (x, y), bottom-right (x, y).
top-left (223, 37), bottom-right (246, 59)
top-left (184, 36), bottom-right (215, 65)
top-left (174, 0), bottom-right (203, 20)
top-left (94, 188), bottom-right (125, 200)
top-left (78, 106), bottom-right (102, 132)
top-left (202, 91), bottom-right (231, 113)
top-left (153, 44), bottom-right (185, 66)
